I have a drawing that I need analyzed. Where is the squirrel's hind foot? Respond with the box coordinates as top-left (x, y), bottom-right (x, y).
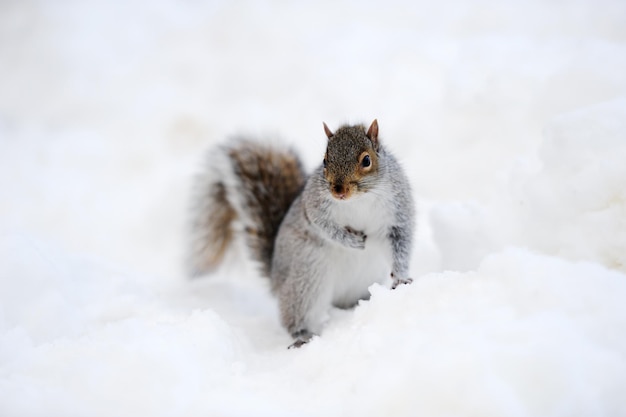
top-left (287, 329), bottom-right (315, 349)
top-left (287, 339), bottom-right (310, 349)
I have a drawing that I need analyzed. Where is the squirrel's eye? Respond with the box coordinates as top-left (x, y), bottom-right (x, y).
top-left (361, 155), bottom-right (371, 168)
top-left (323, 158), bottom-right (327, 168)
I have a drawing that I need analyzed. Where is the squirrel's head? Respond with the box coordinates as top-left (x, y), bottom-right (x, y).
top-left (322, 119), bottom-right (380, 201)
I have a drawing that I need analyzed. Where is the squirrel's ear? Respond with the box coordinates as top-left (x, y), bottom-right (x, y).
top-left (323, 122), bottom-right (334, 139)
top-left (366, 119), bottom-right (379, 149)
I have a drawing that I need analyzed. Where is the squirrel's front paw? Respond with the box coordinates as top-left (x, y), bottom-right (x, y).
top-left (344, 226), bottom-right (367, 249)
top-left (391, 274), bottom-right (413, 289)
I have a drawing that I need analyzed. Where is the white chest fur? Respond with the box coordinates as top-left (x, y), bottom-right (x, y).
top-left (324, 191), bottom-right (395, 307)
top-left (334, 190), bottom-right (394, 234)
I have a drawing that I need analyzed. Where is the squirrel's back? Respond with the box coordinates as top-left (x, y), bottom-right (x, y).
top-left (187, 139), bottom-right (305, 277)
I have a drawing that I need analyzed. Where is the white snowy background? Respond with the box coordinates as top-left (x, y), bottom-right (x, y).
top-left (1, 0), bottom-right (626, 416)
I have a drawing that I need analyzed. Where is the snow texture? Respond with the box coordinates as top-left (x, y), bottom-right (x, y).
top-left (1, 1), bottom-right (626, 416)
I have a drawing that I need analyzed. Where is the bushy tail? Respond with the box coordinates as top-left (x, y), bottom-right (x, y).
top-left (187, 139), bottom-right (305, 278)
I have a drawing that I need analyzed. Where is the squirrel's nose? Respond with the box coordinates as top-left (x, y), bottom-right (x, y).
top-left (332, 184), bottom-right (346, 199)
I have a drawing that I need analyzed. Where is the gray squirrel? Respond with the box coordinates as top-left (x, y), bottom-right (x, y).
top-left (188, 120), bottom-right (415, 348)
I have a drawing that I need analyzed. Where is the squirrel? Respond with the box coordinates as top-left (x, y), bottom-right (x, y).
top-left (188, 120), bottom-right (415, 348)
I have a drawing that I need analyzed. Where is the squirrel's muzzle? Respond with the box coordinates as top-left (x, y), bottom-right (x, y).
top-left (333, 184), bottom-right (345, 198)
top-left (330, 182), bottom-right (353, 200)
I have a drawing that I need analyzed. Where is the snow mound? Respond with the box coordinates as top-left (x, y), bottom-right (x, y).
top-left (516, 99), bottom-right (626, 271)
top-left (430, 98), bottom-right (626, 273)
top-left (2, 242), bottom-right (625, 417)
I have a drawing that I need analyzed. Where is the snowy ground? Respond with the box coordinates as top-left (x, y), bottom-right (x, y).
top-left (1, 1), bottom-right (626, 416)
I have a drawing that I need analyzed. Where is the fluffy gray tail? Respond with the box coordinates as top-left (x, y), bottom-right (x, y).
top-left (187, 139), bottom-right (305, 278)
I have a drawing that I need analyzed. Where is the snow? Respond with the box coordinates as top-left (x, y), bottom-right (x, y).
top-left (1, 0), bottom-right (626, 416)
